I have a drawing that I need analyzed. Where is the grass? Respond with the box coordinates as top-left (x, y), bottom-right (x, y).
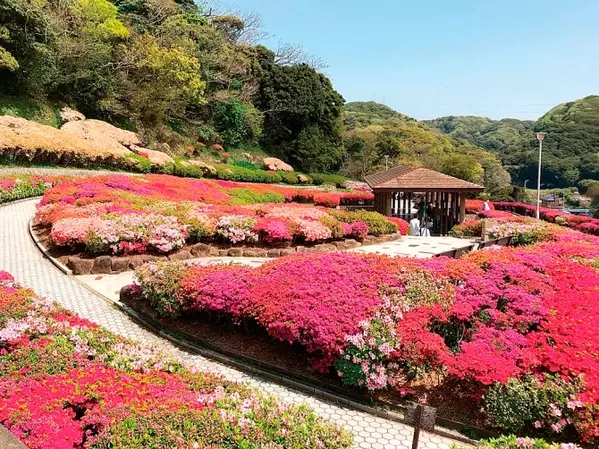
top-left (0, 95), bottom-right (62, 128)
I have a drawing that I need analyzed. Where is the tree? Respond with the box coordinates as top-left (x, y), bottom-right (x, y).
top-left (255, 50), bottom-right (345, 172)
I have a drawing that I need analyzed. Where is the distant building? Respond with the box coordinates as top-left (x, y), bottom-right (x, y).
top-left (541, 195), bottom-right (564, 209)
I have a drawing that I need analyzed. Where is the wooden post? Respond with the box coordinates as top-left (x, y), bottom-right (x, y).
top-left (411, 404), bottom-right (424, 449)
top-left (459, 192), bottom-right (466, 223)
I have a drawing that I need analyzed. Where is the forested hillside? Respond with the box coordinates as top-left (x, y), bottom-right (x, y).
top-left (427, 96), bottom-right (599, 188)
top-left (0, 0), bottom-right (344, 172)
top-left (341, 102), bottom-right (512, 196)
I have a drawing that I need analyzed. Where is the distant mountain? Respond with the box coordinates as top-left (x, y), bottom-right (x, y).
top-left (341, 102), bottom-right (511, 196)
top-left (427, 96), bottom-right (599, 187)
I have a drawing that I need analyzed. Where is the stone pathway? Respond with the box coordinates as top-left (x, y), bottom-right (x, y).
top-left (0, 199), bottom-right (463, 449)
top-left (351, 236), bottom-right (476, 258)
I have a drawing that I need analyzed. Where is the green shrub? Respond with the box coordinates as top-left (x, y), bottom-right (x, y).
top-left (173, 158), bottom-right (203, 179)
top-left (229, 188), bottom-right (286, 205)
top-left (452, 435), bottom-right (581, 449)
top-left (277, 171), bottom-right (299, 184)
top-left (484, 374), bottom-right (584, 433)
top-left (124, 153), bottom-right (152, 173)
top-left (309, 172), bottom-right (349, 188)
top-left (134, 261), bottom-right (187, 318)
top-left (232, 160), bottom-right (258, 170)
top-left (0, 95), bottom-right (61, 127)
top-left (215, 165), bottom-right (282, 183)
top-left (329, 210), bottom-right (398, 235)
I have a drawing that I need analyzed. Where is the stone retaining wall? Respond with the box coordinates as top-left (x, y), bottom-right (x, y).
top-left (67, 233), bottom-right (402, 275)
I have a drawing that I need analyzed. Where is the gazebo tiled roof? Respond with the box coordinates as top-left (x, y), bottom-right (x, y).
top-left (364, 166), bottom-right (484, 192)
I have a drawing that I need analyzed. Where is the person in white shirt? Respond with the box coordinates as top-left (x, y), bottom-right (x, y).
top-left (409, 214), bottom-right (421, 236)
top-left (483, 200), bottom-right (491, 211)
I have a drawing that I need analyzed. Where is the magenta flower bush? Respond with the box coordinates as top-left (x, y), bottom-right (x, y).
top-left (0, 272), bottom-right (353, 449)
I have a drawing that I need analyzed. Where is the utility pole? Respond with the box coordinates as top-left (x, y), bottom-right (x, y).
top-left (535, 133), bottom-right (546, 220)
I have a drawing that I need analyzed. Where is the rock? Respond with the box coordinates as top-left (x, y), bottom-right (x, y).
top-left (0, 116), bottom-right (134, 162)
top-left (111, 257), bottom-right (130, 273)
top-left (128, 256), bottom-right (144, 270)
top-left (280, 248), bottom-right (297, 256)
top-left (218, 249), bottom-right (229, 256)
top-left (241, 152), bottom-right (253, 161)
top-left (191, 243), bottom-right (211, 257)
top-left (266, 249), bottom-right (281, 257)
top-left (59, 107), bottom-right (85, 123)
top-left (142, 255), bottom-right (158, 263)
top-left (242, 249), bottom-right (259, 257)
top-left (169, 251), bottom-right (192, 261)
top-left (295, 246), bottom-right (308, 253)
top-left (344, 239), bottom-right (360, 248)
top-left (68, 257), bottom-right (93, 275)
top-left (130, 146), bottom-right (174, 167)
top-left (62, 119), bottom-right (142, 148)
top-left (263, 157), bottom-right (293, 172)
top-left (333, 241), bottom-right (347, 250)
top-left (188, 160), bottom-right (217, 176)
top-left (91, 256), bottom-right (112, 274)
top-left (209, 247), bottom-right (220, 256)
top-left (228, 248), bottom-right (243, 257)
top-left (364, 235), bottom-right (377, 243)
top-left (297, 174), bottom-right (310, 184)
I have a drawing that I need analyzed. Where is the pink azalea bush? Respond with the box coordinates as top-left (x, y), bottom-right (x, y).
top-left (135, 218), bottom-right (599, 444)
top-left (37, 174), bottom-right (396, 255)
top-left (0, 272), bottom-right (352, 449)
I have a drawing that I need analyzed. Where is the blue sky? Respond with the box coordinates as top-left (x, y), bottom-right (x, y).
top-left (220, 0), bottom-right (599, 120)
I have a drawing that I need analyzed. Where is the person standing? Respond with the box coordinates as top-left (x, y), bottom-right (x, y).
top-left (409, 214), bottom-right (421, 236)
top-left (483, 200), bottom-right (491, 211)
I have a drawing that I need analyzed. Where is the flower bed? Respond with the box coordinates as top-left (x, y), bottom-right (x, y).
top-left (34, 174), bottom-right (394, 268)
top-left (133, 220), bottom-right (599, 444)
top-left (0, 174), bottom-right (67, 203)
top-left (0, 271), bottom-right (352, 449)
top-left (494, 201), bottom-right (599, 236)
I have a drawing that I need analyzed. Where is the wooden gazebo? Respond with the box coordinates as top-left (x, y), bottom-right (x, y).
top-left (364, 166), bottom-right (485, 235)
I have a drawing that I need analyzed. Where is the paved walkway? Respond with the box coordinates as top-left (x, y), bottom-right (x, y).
top-left (0, 199), bottom-right (462, 449)
top-left (351, 236), bottom-right (476, 258)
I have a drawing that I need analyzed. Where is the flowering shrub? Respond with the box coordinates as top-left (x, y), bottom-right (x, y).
top-left (134, 218), bottom-right (599, 444)
top-left (0, 175), bottom-right (64, 204)
top-left (449, 219), bottom-right (483, 238)
top-left (0, 273), bottom-right (352, 449)
top-left (453, 436), bottom-right (581, 449)
top-left (216, 215), bottom-right (258, 244)
top-left (252, 217), bottom-right (295, 243)
top-left (36, 174), bottom-right (385, 255)
top-left (351, 221), bottom-right (369, 240)
top-left (386, 217), bottom-right (409, 235)
top-left (494, 201), bottom-right (599, 236)
top-left (465, 199), bottom-right (495, 213)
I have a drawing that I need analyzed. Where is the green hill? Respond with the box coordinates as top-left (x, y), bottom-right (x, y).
top-left (427, 96), bottom-right (599, 187)
top-left (341, 102), bottom-right (512, 196)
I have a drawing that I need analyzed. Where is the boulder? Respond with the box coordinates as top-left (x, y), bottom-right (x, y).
top-left (190, 243), bottom-right (211, 257)
top-left (280, 248), bottom-right (297, 256)
top-left (263, 157), bottom-right (293, 172)
top-left (61, 119), bottom-right (142, 148)
top-left (188, 160), bottom-right (217, 176)
top-left (138, 148), bottom-right (174, 167)
top-left (68, 257), bottom-right (93, 275)
top-left (169, 251), bottom-right (192, 261)
top-left (128, 256), bottom-right (144, 270)
top-left (266, 249), bottom-right (281, 257)
top-left (0, 116), bottom-right (133, 161)
top-left (228, 248), bottom-right (244, 257)
top-left (59, 107), bottom-right (85, 123)
top-left (91, 256), bottom-right (113, 274)
top-left (297, 174), bottom-right (310, 184)
top-left (111, 257), bottom-right (130, 273)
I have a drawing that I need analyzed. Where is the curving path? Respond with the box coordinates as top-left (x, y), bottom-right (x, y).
top-left (0, 198), bottom-right (461, 449)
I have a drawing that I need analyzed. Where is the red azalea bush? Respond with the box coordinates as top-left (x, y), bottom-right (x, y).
top-left (386, 217), bottom-right (409, 235)
top-left (466, 199), bottom-right (495, 213)
top-left (313, 192), bottom-right (341, 208)
top-left (494, 201), bottom-right (599, 236)
top-left (135, 220), bottom-right (599, 444)
top-left (0, 272), bottom-right (352, 449)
